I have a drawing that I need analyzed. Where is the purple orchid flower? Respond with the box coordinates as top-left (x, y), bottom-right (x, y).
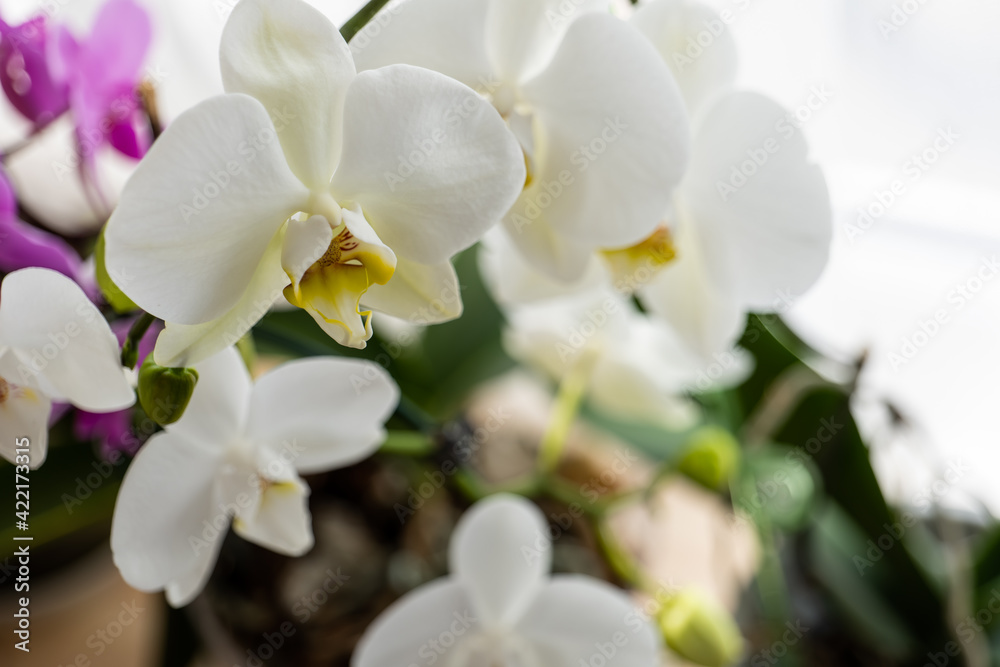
top-left (0, 0), bottom-right (153, 162)
top-left (0, 166), bottom-right (84, 280)
top-left (0, 16), bottom-right (68, 126)
top-left (50, 0), bottom-right (154, 163)
top-left (75, 317), bottom-right (161, 459)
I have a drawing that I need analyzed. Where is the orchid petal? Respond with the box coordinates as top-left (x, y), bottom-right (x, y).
top-left (220, 0), bottom-right (355, 190)
top-left (515, 13), bottom-right (689, 256)
top-left (0, 268), bottom-right (133, 412)
top-left (352, 579), bottom-right (477, 667)
top-left (485, 0), bottom-right (605, 83)
top-left (105, 93), bottom-right (308, 326)
top-left (331, 64), bottom-right (524, 265)
top-left (677, 91), bottom-right (832, 310)
top-left (639, 208), bottom-right (748, 358)
top-left (233, 472), bottom-right (313, 557)
top-left (0, 380), bottom-right (51, 468)
top-left (111, 431), bottom-right (225, 603)
top-left (350, 0), bottom-right (493, 92)
top-left (631, 0), bottom-right (739, 116)
top-left (152, 231), bottom-right (287, 368)
top-left (517, 576), bottom-right (661, 667)
top-left (167, 346), bottom-right (252, 446)
top-left (449, 494), bottom-right (550, 627)
top-left (362, 257), bottom-right (463, 324)
top-left (245, 356), bottom-right (398, 475)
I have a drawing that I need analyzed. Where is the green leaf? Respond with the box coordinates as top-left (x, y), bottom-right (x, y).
top-left (808, 503), bottom-right (915, 660)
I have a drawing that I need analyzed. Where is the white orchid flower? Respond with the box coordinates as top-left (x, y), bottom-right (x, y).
top-left (353, 0), bottom-right (691, 282)
top-left (104, 0), bottom-right (525, 367)
top-left (502, 285), bottom-right (704, 428)
top-left (353, 494), bottom-right (660, 667)
top-left (628, 0), bottom-right (832, 359)
top-left (110, 346), bottom-right (399, 607)
top-left (0, 268), bottom-right (134, 467)
top-left (630, 0), bottom-right (739, 119)
top-left (483, 0), bottom-right (832, 362)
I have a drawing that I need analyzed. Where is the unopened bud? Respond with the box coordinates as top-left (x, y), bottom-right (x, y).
top-left (138, 358), bottom-right (198, 426)
top-left (676, 426), bottom-right (741, 491)
top-left (659, 589), bottom-right (743, 667)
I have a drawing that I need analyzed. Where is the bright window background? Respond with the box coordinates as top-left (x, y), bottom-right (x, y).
top-left (706, 0), bottom-right (1000, 514)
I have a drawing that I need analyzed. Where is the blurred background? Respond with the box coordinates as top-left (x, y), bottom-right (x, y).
top-left (1, 0), bottom-right (999, 665)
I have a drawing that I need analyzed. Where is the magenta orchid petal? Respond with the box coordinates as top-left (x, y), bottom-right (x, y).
top-left (107, 115), bottom-right (146, 159)
top-left (82, 0), bottom-right (153, 87)
top-left (0, 16), bottom-right (69, 125)
top-left (72, 0), bottom-right (152, 162)
top-left (0, 169), bottom-right (82, 278)
top-left (75, 408), bottom-right (138, 457)
top-left (41, 0), bottom-right (153, 163)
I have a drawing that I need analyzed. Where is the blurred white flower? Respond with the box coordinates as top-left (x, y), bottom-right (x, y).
top-left (353, 0), bottom-right (691, 281)
top-left (502, 283), bottom-right (750, 428)
top-left (353, 494), bottom-right (661, 667)
top-left (481, 0), bottom-right (832, 367)
top-left (0, 268), bottom-right (134, 467)
top-left (111, 346), bottom-right (399, 607)
top-left (634, 88), bottom-right (833, 359)
top-left (104, 0), bottom-right (524, 366)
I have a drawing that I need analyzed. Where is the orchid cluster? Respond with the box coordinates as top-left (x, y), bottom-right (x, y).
top-left (0, 0), bottom-right (834, 664)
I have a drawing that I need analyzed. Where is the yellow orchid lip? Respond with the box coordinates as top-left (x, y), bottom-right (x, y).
top-left (285, 223), bottom-right (396, 349)
top-left (601, 225), bottom-right (677, 291)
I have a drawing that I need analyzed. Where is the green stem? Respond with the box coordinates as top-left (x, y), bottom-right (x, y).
top-left (595, 518), bottom-right (651, 591)
top-left (379, 430), bottom-right (437, 457)
top-left (538, 355), bottom-right (594, 473)
top-left (121, 312), bottom-right (156, 369)
top-left (340, 0), bottom-right (395, 42)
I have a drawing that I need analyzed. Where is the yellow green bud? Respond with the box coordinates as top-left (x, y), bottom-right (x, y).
top-left (138, 358), bottom-right (199, 426)
top-left (676, 426), bottom-right (741, 491)
top-left (659, 589), bottom-right (743, 667)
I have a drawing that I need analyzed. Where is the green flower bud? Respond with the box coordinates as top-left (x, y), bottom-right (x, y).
top-left (659, 589), bottom-right (743, 667)
top-left (676, 426), bottom-right (741, 491)
top-left (138, 358), bottom-right (199, 426)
